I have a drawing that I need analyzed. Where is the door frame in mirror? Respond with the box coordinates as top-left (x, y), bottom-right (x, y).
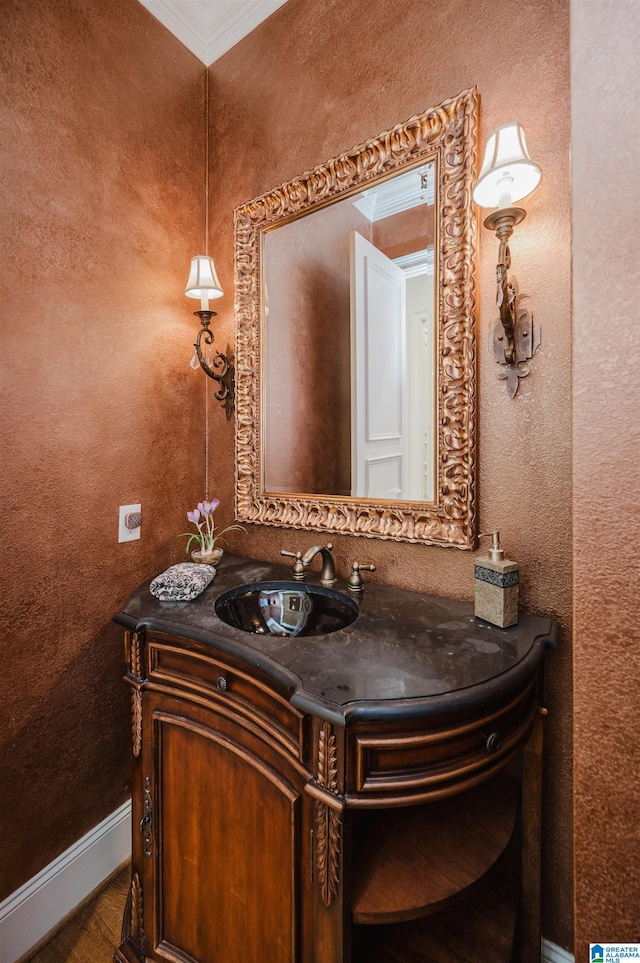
top-left (234, 87), bottom-right (478, 548)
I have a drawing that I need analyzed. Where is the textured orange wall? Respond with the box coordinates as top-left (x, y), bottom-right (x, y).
top-left (209, 0), bottom-right (573, 948)
top-left (572, 1), bottom-right (640, 959)
top-left (0, 0), bottom-right (205, 899)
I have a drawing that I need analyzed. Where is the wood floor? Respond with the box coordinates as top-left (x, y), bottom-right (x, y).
top-left (26, 868), bottom-right (129, 963)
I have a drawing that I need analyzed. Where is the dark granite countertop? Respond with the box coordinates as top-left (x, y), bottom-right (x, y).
top-left (114, 553), bottom-right (558, 725)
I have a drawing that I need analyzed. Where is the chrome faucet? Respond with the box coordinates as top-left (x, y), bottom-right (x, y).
top-left (301, 543), bottom-right (336, 587)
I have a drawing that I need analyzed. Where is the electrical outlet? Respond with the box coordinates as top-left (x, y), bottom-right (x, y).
top-left (119, 504), bottom-right (141, 543)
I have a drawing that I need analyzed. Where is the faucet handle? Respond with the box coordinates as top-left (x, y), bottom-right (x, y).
top-left (348, 561), bottom-right (376, 594)
top-left (281, 549), bottom-right (306, 580)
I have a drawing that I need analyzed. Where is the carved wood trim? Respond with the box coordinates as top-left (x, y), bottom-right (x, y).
top-left (132, 689), bottom-right (142, 758)
top-left (314, 722), bottom-right (341, 905)
top-left (130, 632), bottom-right (142, 680)
top-left (128, 632), bottom-right (143, 758)
top-left (120, 872), bottom-right (144, 953)
top-left (129, 872), bottom-right (144, 948)
top-left (234, 87), bottom-right (477, 547)
top-left (315, 798), bottom-right (341, 907)
top-left (317, 722), bottom-right (338, 793)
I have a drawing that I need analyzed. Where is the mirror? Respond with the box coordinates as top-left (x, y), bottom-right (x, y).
top-left (234, 88), bottom-right (478, 547)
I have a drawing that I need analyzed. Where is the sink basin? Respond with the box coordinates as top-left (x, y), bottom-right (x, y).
top-left (215, 581), bottom-right (359, 638)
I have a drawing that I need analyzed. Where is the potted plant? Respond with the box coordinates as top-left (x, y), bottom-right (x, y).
top-left (179, 498), bottom-right (246, 564)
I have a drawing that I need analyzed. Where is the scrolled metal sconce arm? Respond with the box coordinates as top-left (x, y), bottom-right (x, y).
top-left (193, 310), bottom-right (235, 420)
top-left (484, 207), bottom-right (540, 398)
top-left (485, 207), bottom-right (526, 367)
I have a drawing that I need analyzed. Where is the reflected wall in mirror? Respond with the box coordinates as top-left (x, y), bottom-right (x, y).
top-left (235, 88), bottom-right (477, 547)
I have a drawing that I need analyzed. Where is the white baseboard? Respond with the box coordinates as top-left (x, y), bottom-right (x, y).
top-left (543, 937), bottom-right (575, 963)
top-left (0, 800), bottom-right (131, 963)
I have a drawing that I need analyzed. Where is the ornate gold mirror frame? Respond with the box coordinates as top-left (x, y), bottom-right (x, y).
top-left (234, 87), bottom-right (478, 548)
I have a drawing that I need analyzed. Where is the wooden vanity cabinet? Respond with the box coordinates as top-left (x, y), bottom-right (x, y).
top-left (116, 631), bottom-right (549, 963)
top-left (114, 560), bottom-right (557, 963)
top-left (141, 694), bottom-right (312, 963)
top-left (117, 630), bottom-right (323, 963)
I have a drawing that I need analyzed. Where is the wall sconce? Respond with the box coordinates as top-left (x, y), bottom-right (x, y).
top-left (186, 255), bottom-right (235, 419)
top-left (473, 122), bottom-right (542, 397)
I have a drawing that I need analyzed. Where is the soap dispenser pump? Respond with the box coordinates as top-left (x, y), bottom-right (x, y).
top-left (474, 531), bottom-right (519, 628)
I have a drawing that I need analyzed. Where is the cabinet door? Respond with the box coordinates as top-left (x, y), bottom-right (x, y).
top-left (140, 691), bottom-right (309, 963)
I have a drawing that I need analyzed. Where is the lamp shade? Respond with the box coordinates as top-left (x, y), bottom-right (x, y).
top-left (184, 255), bottom-right (224, 300)
top-left (472, 122), bottom-right (542, 209)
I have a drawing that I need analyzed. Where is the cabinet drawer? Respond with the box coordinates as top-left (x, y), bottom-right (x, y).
top-left (147, 638), bottom-right (304, 759)
top-left (349, 681), bottom-right (537, 804)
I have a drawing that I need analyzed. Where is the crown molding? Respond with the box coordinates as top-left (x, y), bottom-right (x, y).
top-left (394, 246), bottom-right (435, 278)
top-left (352, 164), bottom-right (435, 222)
top-left (137, 0), bottom-right (289, 66)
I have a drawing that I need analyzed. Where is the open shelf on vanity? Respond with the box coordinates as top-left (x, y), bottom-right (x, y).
top-left (352, 773), bottom-right (520, 924)
top-left (350, 773), bottom-right (521, 962)
top-left (353, 866), bottom-right (519, 963)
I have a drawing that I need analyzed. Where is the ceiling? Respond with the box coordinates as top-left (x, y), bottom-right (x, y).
top-left (137, 0), bottom-right (289, 66)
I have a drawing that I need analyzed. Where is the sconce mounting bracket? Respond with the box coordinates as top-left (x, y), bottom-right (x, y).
top-left (194, 310), bottom-right (235, 419)
top-left (490, 284), bottom-right (541, 398)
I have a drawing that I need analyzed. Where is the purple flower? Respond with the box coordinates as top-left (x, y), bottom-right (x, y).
top-left (198, 498), bottom-right (220, 515)
top-left (187, 509), bottom-right (201, 524)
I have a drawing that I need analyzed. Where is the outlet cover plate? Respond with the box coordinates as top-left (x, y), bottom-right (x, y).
top-left (119, 504), bottom-right (141, 543)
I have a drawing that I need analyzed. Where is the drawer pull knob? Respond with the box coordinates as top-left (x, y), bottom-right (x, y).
top-left (485, 732), bottom-right (501, 753)
top-left (216, 676), bottom-right (228, 692)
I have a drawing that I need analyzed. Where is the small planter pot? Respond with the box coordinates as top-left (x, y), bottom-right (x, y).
top-left (191, 547), bottom-right (223, 566)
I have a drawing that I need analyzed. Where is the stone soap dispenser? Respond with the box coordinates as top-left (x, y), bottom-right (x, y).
top-left (474, 531), bottom-right (519, 628)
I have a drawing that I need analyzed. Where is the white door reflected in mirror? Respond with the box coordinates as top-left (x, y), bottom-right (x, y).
top-left (350, 231), bottom-right (435, 502)
top-left (351, 231), bottom-right (406, 500)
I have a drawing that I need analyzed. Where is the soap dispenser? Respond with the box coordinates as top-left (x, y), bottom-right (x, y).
top-left (474, 531), bottom-right (519, 628)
